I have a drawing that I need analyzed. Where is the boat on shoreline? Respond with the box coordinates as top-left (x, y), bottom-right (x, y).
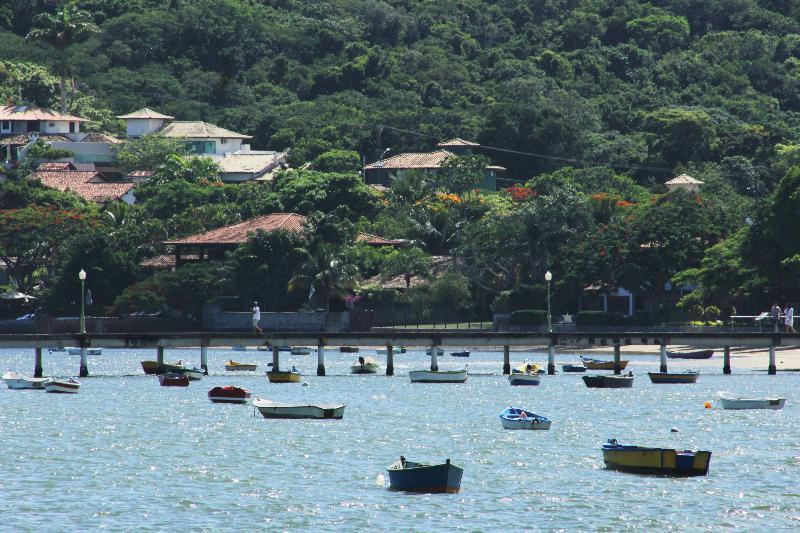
top-left (409, 368), bottom-right (467, 383)
top-left (3, 371), bottom-right (48, 390)
top-left (225, 360), bottom-right (258, 371)
top-left (602, 439), bottom-right (711, 476)
top-left (718, 391), bottom-right (786, 410)
top-left (450, 351), bottom-right (470, 357)
top-left (580, 356), bottom-right (629, 370)
top-left (208, 386), bottom-right (251, 404)
top-left (44, 378), bottom-right (81, 393)
top-left (499, 407), bottom-right (551, 430)
top-left (648, 371), bottom-right (700, 384)
top-left (583, 373), bottom-right (634, 388)
top-left (253, 399), bottom-right (345, 419)
top-left (377, 347), bottom-right (406, 355)
top-left (667, 349), bottom-right (714, 359)
top-left (387, 457), bottom-right (463, 493)
top-left (340, 346), bottom-right (359, 353)
top-left (290, 347), bottom-right (311, 355)
top-left (66, 347), bottom-right (102, 356)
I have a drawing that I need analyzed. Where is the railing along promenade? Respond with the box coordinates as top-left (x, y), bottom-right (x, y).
top-left (2, 330), bottom-right (798, 378)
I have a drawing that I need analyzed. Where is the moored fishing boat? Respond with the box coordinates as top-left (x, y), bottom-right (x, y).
top-left (267, 368), bottom-right (302, 383)
top-left (351, 357), bottom-right (379, 374)
top-left (224, 360), bottom-right (258, 372)
top-left (562, 363), bottom-right (586, 373)
top-left (158, 372), bottom-right (189, 387)
top-left (177, 366), bottom-right (204, 380)
top-left (66, 347), bottom-right (102, 356)
top-left (450, 351), bottom-right (470, 357)
top-left (580, 356), bottom-right (629, 370)
top-left (409, 368), bottom-right (467, 383)
top-left (648, 371), bottom-right (700, 384)
top-left (253, 399), bottom-right (345, 419)
top-left (208, 385), bottom-right (251, 404)
top-left (44, 378), bottom-right (80, 393)
top-left (667, 349), bottom-right (714, 359)
top-left (387, 457), bottom-right (463, 493)
top-left (140, 360), bottom-right (184, 375)
top-left (3, 371), bottom-right (48, 390)
top-left (602, 439), bottom-right (712, 476)
top-left (339, 346), bottom-right (359, 353)
top-left (718, 391), bottom-right (786, 410)
top-left (508, 364), bottom-right (542, 386)
top-left (290, 347), bottom-right (311, 355)
top-left (499, 407), bottom-right (551, 430)
top-left (377, 347), bottom-right (406, 355)
top-left (582, 373), bottom-right (634, 388)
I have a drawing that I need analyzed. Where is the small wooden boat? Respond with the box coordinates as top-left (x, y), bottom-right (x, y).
top-left (225, 360), bottom-right (258, 372)
top-left (208, 386), bottom-right (251, 404)
top-left (140, 360), bottom-right (184, 375)
top-left (339, 346), bottom-right (359, 353)
top-left (177, 366), bottom-right (204, 380)
top-left (580, 356), bottom-right (629, 370)
top-left (256, 345), bottom-right (270, 351)
top-left (290, 347), bottom-right (311, 355)
top-left (450, 351), bottom-right (470, 357)
top-left (267, 368), bottom-right (302, 383)
top-left (499, 407), bottom-right (551, 430)
top-left (351, 357), bottom-right (379, 374)
top-left (602, 439), bottom-right (711, 476)
top-left (562, 364), bottom-right (586, 373)
top-left (44, 378), bottom-right (81, 393)
top-left (158, 372), bottom-right (189, 387)
top-left (667, 349), bottom-right (713, 359)
top-left (648, 371), bottom-right (700, 384)
top-left (387, 457), bottom-right (463, 493)
top-left (409, 368), bottom-right (467, 383)
top-left (3, 371), bottom-right (48, 390)
top-left (253, 399), bottom-right (345, 419)
top-left (66, 347), bottom-right (102, 356)
top-left (277, 346), bottom-right (292, 352)
top-left (425, 347), bottom-right (445, 356)
top-left (718, 391), bottom-right (787, 410)
top-left (508, 364), bottom-right (542, 386)
top-left (583, 373), bottom-right (634, 388)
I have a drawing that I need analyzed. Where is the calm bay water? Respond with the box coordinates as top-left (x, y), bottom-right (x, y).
top-left (0, 347), bottom-right (798, 531)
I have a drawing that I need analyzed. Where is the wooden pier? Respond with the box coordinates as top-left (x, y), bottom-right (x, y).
top-left (2, 330), bottom-right (797, 377)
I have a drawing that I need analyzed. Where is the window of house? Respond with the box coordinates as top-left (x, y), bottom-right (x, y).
top-left (186, 141), bottom-right (216, 154)
top-left (49, 122), bottom-right (55, 127)
top-left (1, 120), bottom-right (9, 131)
top-left (220, 138), bottom-right (227, 145)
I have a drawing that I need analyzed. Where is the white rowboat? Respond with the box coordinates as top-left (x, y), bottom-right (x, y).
top-left (253, 399), bottom-right (345, 419)
top-left (718, 391), bottom-right (786, 410)
top-left (508, 373), bottom-right (542, 386)
top-left (44, 378), bottom-right (81, 393)
top-left (3, 371), bottom-right (48, 390)
top-left (409, 368), bottom-right (467, 383)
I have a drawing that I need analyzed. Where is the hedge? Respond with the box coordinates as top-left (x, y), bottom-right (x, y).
top-left (510, 309), bottom-right (548, 326)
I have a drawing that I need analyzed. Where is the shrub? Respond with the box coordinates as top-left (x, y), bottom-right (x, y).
top-left (510, 309), bottom-right (548, 326)
top-left (703, 305), bottom-right (721, 320)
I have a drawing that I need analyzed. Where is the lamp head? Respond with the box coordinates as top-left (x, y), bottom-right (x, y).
top-left (78, 269), bottom-right (86, 281)
top-left (544, 271), bottom-right (552, 282)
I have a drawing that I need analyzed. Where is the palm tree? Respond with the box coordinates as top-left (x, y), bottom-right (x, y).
top-left (27, 1), bottom-right (98, 114)
top-left (289, 244), bottom-right (359, 311)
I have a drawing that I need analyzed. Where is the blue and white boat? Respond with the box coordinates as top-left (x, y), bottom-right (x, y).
top-left (508, 363), bottom-right (542, 385)
top-left (387, 457), bottom-right (463, 493)
top-left (499, 407), bottom-right (551, 430)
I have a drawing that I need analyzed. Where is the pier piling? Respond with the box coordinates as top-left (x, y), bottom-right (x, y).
top-left (386, 345), bottom-right (394, 376)
top-left (317, 342), bottom-right (325, 376)
top-left (768, 345), bottom-right (776, 375)
top-left (547, 344), bottom-right (555, 375)
top-left (272, 346), bottom-right (280, 372)
top-left (430, 344), bottom-right (438, 371)
top-left (723, 346), bottom-right (731, 374)
top-left (503, 345), bottom-right (510, 375)
top-left (157, 346), bottom-right (164, 367)
top-left (79, 346), bottom-right (88, 377)
top-left (613, 343), bottom-right (621, 375)
top-left (200, 343), bottom-right (208, 375)
top-left (659, 343), bottom-right (667, 373)
top-left (34, 347), bottom-right (43, 378)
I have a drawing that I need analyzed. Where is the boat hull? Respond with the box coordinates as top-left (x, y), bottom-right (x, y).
top-left (450, 351), bottom-right (470, 357)
top-left (667, 350), bottom-right (714, 359)
top-left (602, 443), bottom-right (711, 476)
top-left (178, 368), bottom-right (204, 380)
top-left (508, 373), bottom-right (541, 386)
top-left (141, 361), bottom-right (184, 375)
top-left (581, 357), bottom-right (629, 370)
top-left (409, 369), bottom-right (467, 383)
top-left (499, 408), bottom-right (551, 430)
top-left (3, 372), bottom-right (47, 390)
top-left (340, 346), bottom-right (360, 353)
top-left (44, 379), bottom-right (80, 393)
top-left (648, 372), bottom-right (700, 384)
top-left (562, 364), bottom-right (586, 373)
top-left (208, 386), bottom-right (251, 404)
top-left (425, 348), bottom-right (445, 356)
top-left (158, 373), bottom-right (189, 387)
top-left (254, 400), bottom-right (345, 419)
top-left (350, 363), bottom-right (379, 374)
top-left (387, 460), bottom-right (463, 493)
top-left (267, 371), bottom-right (302, 383)
top-left (66, 347), bottom-right (102, 356)
top-left (225, 363), bottom-right (258, 372)
top-left (583, 375), bottom-right (634, 388)
top-left (718, 395), bottom-right (786, 410)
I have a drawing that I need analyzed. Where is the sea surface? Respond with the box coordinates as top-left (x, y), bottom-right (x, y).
top-left (0, 347), bottom-right (797, 531)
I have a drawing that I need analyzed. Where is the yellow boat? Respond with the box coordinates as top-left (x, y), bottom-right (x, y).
top-left (602, 439), bottom-right (711, 476)
top-left (225, 360), bottom-right (258, 371)
top-left (267, 369), bottom-right (302, 383)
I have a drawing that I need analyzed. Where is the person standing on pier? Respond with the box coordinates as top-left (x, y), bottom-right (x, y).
top-left (771, 302), bottom-right (781, 332)
top-left (252, 301), bottom-right (262, 333)
top-left (785, 303), bottom-right (795, 333)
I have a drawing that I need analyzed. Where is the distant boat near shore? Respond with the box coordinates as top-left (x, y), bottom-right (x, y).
top-left (580, 356), bottom-right (629, 370)
top-left (667, 350), bottom-right (714, 359)
top-left (718, 391), bottom-right (786, 410)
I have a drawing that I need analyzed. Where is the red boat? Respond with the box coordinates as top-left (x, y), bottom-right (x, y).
top-left (158, 372), bottom-right (189, 387)
top-left (208, 385), bottom-right (252, 404)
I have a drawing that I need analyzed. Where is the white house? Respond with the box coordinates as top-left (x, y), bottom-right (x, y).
top-left (117, 108), bottom-right (174, 138)
top-left (217, 149), bottom-right (288, 182)
top-left (0, 104), bottom-right (86, 135)
top-left (665, 173), bottom-right (704, 192)
top-left (157, 121), bottom-right (252, 157)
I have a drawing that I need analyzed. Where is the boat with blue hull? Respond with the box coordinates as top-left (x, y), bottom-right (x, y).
top-left (562, 364), bottom-right (586, 373)
top-left (499, 407), bottom-right (551, 430)
top-left (387, 457), bottom-right (463, 493)
top-left (602, 439), bottom-right (711, 476)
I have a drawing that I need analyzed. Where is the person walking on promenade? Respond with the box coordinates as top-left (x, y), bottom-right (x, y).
top-left (252, 301), bottom-right (262, 333)
top-left (785, 303), bottom-right (795, 333)
top-left (771, 302), bottom-right (781, 332)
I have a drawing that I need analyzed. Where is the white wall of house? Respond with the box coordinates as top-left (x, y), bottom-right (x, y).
top-left (126, 118), bottom-right (166, 138)
top-left (40, 120), bottom-right (80, 134)
top-left (121, 189), bottom-right (136, 205)
top-left (185, 137), bottom-right (243, 157)
top-left (50, 141), bottom-right (115, 164)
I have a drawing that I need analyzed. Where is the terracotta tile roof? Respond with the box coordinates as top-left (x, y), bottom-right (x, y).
top-left (665, 173), bottom-right (704, 185)
top-left (436, 138), bottom-right (480, 148)
top-left (77, 182), bottom-right (136, 203)
top-left (117, 108), bottom-right (174, 120)
top-left (159, 121), bottom-right (251, 139)
top-left (356, 232), bottom-right (408, 247)
top-left (80, 132), bottom-right (123, 144)
top-left (361, 256), bottom-right (453, 289)
top-left (0, 105), bottom-right (87, 122)
top-left (139, 254), bottom-right (198, 268)
top-left (364, 150), bottom-right (454, 170)
top-left (164, 213), bottom-right (307, 246)
top-left (217, 152), bottom-right (285, 175)
top-left (37, 162), bottom-right (76, 171)
top-left (30, 170), bottom-right (134, 203)
top-left (31, 170), bottom-right (105, 184)
top-left (0, 133), bottom-right (71, 145)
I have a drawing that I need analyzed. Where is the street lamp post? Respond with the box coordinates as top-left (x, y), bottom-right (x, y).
top-left (545, 270), bottom-right (555, 375)
top-left (545, 271), bottom-right (553, 333)
top-left (78, 269), bottom-right (86, 334)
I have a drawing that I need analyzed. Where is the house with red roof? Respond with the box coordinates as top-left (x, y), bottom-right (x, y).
top-left (30, 162), bottom-right (135, 204)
